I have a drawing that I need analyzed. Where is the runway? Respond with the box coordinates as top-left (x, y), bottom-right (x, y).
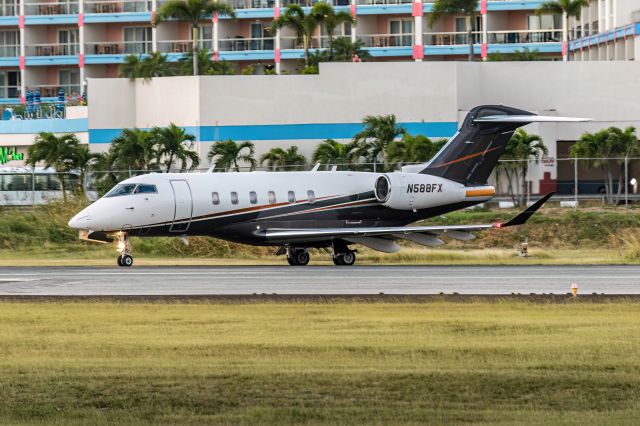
top-left (0, 265), bottom-right (637, 296)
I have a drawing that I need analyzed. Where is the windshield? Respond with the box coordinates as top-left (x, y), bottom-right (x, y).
top-left (105, 184), bottom-right (137, 197)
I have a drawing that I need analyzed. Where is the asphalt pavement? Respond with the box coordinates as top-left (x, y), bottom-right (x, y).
top-left (0, 265), bottom-right (637, 296)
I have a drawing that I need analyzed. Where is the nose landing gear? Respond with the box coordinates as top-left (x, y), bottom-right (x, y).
top-left (116, 232), bottom-right (133, 267)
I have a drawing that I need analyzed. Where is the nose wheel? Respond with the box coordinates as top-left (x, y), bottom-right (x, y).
top-left (116, 232), bottom-right (133, 267)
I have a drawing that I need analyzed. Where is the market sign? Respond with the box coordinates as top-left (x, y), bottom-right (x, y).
top-left (0, 147), bottom-right (24, 164)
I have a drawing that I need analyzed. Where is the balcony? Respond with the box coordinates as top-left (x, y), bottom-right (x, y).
top-left (358, 34), bottom-right (412, 48)
top-left (0, 44), bottom-right (19, 57)
top-left (220, 37), bottom-right (274, 51)
top-left (24, 2), bottom-right (79, 15)
top-left (0, 2), bottom-right (17, 16)
top-left (356, 0), bottom-right (411, 4)
top-left (85, 41), bottom-right (151, 54)
top-left (0, 84), bottom-right (20, 99)
top-left (488, 29), bottom-right (562, 44)
top-left (423, 32), bottom-right (481, 46)
top-left (26, 43), bottom-right (79, 56)
top-left (225, 0), bottom-right (275, 8)
top-left (84, 0), bottom-right (152, 13)
top-left (30, 84), bottom-right (81, 97)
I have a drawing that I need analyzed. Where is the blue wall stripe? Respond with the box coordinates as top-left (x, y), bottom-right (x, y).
top-left (0, 118), bottom-right (87, 134)
top-left (89, 122), bottom-right (458, 144)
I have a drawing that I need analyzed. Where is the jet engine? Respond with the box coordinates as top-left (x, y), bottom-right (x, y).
top-left (374, 173), bottom-right (466, 210)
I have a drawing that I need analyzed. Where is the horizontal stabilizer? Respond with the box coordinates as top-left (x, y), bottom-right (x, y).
top-left (501, 192), bottom-right (555, 227)
top-left (474, 115), bottom-right (590, 123)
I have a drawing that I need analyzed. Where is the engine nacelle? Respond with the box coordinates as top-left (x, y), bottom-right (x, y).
top-left (374, 173), bottom-right (466, 210)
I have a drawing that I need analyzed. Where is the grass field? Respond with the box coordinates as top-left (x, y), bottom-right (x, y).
top-left (1, 300), bottom-right (640, 425)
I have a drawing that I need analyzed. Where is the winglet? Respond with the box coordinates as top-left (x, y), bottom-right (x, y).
top-left (498, 192), bottom-right (555, 228)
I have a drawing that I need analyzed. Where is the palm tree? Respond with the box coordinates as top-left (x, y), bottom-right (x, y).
top-left (73, 145), bottom-right (99, 195)
top-left (119, 52), bottom-right (173, 81)
top-left (429, 0), bottom-right (479, 62)
top-left (608, 126), bottom-right (639, 203)
top-left (157, 0), bottom-right (235, 76)
top-left (208, 140), bottom-right (256, 171)
top-left (487, 47), bottom-right (544, 61)
top-left (503, 128), bottom-right (548, 205)
top-left (570, 129), bottom-right (613, 202)
top-left (353, 114), bottom-right (406, 172)
top-left (111, 128), bottom-right (156, 173)
top-left (312, 139), bottom-right (357, 169)
top-left (272, 3), bottom-right (330, 67)
top-left (179, 49), bottom-right (236, 75)
top-left (332, 37), bottom-right (371, 62)
top-left (536, 0), bottom-right (588, 61)
top-left (386, 134), bottom-right (446, 169)
top-left (26, 132), bottom-right (80, 201)
top-left (260, 146), bottom-right (307, 171)
top-left (321, 7), bottom-right (354, 55)
top-left (151, 123), bottom-right (199, 172)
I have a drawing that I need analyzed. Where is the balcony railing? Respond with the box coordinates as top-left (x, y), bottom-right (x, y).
top-left (0, 45), bottom-right (19, 57)
top-left (26, 43), bottom-right (79, 56)
top-left (0, 85), bottom-right (20, 98)
top-left (357, 34), bottom-right (412, 48)
top-left (156, 39), bottom-right (213, 53)
top-left (487, 29), bottom-right (562, 44)
top-left (84, 0), bottom-right (152, 13)
top-left (423, 31), bottom-right (481, 45)
top-left (24, 2), bottom-right (79, 15)
top-left (356, 0), bottom-right (411, 5)
top-left (225, 0), bottom-right (275, 8)
top-left (0, 2), bottom-right (17, 16)
top-left (220, 37), bottom-right (274, 51)
top-left (30, 84), bottom-right (81, 97)
top-left (85, 41), bottom-right (151, 54)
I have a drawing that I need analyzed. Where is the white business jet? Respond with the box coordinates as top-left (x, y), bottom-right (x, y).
top-left (69, 105), bottom-right (587, 267)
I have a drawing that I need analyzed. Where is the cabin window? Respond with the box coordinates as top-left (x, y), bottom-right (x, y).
top-left (249, 191), bottom-right (257, 204)
top-left (134, 184), bottom-right (157, 194)
top-left (288, 191), bottom-right (296, 203)
top-left (268, 191), bottom-right (276, 204)
top-left (231, 191), bottom-right (239, 205)
top-left (212, 192), bottom-right (220, 205)
top-left (307, 190), bottom-right (316, 204)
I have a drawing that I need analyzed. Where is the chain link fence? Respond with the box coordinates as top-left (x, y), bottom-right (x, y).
top-left (2, 158), bottom-right (640, 207)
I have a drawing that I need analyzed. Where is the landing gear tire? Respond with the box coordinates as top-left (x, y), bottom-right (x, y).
top-left (333, 252), bottom-right (355, 266)
top-left (121, 254), bottom-right (133, 267)
top-left (117, 255), bottom-right (123, 266)
top-left (287, 249), bottom-right (310, 266)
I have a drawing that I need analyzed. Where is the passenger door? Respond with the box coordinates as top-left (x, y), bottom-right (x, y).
top-left (169, 180), bottom-right (192, 233)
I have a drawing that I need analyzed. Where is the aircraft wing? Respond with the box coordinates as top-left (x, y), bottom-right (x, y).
top-left (264, 193), bottom-right (554, 249)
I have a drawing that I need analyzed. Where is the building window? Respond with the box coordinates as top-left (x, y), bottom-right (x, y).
top-left (212, 192), bottom-right (220, 205)
top-left (454, 16), bottom-right (482, 44)
top-left (59, 69), bottom-right (80, 96)
top-left (307, 190), bottom-right (316, 204)
top-left (389, 19), bottom-right (413, 47)
top-left (58, 29), bottom-right (79, 55)
top-left (0, 31), bottom-right (18, 57)
top-left (231, 191), bottom-right (238, 205)
top-left (124, 27), bottom-right (152, 54)
top-left (527, 14), bottom-right (562, 42)
top-left (288, 191), bottom-right (296, 203)
top-left (268, 191), bottom-right (276, 204)
top-left (0, 0), bottom-right (17, 17)
top-left (249, 191), bottom-right (257, 204)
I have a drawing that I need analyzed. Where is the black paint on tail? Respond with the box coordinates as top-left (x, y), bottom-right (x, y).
top-left (421, 105), bottom-right (535, 185)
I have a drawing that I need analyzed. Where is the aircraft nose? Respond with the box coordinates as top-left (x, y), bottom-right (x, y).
top-left (68, 211), bottom-right (92, 229)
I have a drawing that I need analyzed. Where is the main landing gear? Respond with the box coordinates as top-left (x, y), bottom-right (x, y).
top-left (287, 248), bottom-right (310, 266)
top-left (116, 232), bottom-right (133, 267)
top-left (331, 240), bottom-right (356, 266)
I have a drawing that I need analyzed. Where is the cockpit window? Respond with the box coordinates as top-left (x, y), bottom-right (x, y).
top-left (134, 184), bottom-right (158, 194)
top-left (105, 184), bottom-right (137, 197)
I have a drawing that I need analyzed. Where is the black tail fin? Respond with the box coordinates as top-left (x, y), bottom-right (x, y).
top-left (420, 105), bottom-right (535, 185)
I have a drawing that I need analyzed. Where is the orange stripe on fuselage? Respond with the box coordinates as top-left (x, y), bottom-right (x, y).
top-left (465, 188), bottom-right (495, 197)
